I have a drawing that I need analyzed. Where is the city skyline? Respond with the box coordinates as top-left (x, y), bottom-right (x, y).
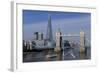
top-left (23, 10), bottom-right (91, 41)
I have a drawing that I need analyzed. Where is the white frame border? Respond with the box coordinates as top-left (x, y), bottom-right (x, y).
top-left (11, 1), bottom-right (97, 72)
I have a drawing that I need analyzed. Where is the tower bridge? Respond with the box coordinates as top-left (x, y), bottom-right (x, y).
top-left (55, 30), bottom-right (86, 53)
top-left (54, 30), bottom-right (89, 60)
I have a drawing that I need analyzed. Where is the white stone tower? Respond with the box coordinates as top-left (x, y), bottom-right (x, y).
top-left (55, 28), bottom-right (62, 52)
top-left (80, 31), bottom-right (85, 53)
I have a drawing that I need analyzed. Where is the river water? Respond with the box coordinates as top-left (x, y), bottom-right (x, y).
top-left (23, 48), bottom-right (91, 62)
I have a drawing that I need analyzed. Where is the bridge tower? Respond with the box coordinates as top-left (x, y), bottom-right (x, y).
top-left (80, 31), bottom-right (85, 53)
top-left (55, 28), bottom-right (62, 60)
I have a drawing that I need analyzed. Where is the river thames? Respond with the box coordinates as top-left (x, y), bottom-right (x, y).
top-left (23, 47), bottom-right (91, 62)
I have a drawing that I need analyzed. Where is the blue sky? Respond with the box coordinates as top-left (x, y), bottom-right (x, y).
top-left (23, 10), bottom-right (91, 42)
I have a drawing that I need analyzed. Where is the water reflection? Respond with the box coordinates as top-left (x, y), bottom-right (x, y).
top-left (80, 52), bottom-right (86, 59)
top-left (56, 51), bottom-right (62, 60)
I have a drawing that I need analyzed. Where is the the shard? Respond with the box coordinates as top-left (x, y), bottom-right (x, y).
top-left (46, 15), bottom-right (53, 41)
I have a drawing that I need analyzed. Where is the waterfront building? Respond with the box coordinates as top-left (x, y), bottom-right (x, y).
top-left (23, 40), bottom-right (27, 51)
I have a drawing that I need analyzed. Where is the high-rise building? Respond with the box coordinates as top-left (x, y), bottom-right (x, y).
top-left (46, 15), bottom-right (53, 41)
top-left (45, 15), bottom-right (55, 48)
top-left (34, 32), bottom-right (43, 40)
top-left (38, 32), bottom-right (43, 40)
top-left (34, 32), bottom-right (38, 40)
